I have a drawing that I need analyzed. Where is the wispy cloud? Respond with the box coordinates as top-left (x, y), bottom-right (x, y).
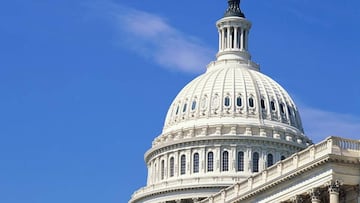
top-left (300, 105), bottom-right (360, 143)
top-left (263, 0), bottom-right (334, 28)
top-left (91, 2), bottom-right (215, 74)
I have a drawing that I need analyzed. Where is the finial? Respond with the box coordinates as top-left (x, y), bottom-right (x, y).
top-left (224, 0), bottom-right (245, 17)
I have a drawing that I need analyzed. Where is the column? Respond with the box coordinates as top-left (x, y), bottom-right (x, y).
top-left (328, 180), bottom-right (341, 203)
top-left (231, 146), bottom-right (236, 172)
top-left (200, 147), bottom-right (205, 173)
top-left (215, 147), bottom-right (220, 172)
top-left (309, 188), bottom-right (321, 203)
top-left (221, 28), bottom-right (225, 50)
top-left (229, 27), bottom-right (233, 49)
top-left (240, 28), bottom-right (244, 50)
top-left (245, 30), bottom-right (249, 50)
top-left (227, 26), bottom-right (230, 49)
top-left (147, 163), bottom-right (151, 184)
top-left (218, 30), bottom-right (222, 51)
top-left (234, 27), bottom-right (238, 49)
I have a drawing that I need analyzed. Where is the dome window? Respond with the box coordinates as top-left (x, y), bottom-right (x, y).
top-left (249, 97), bottom-right (254, 108)
top-left (261, 99), bottom-right (266, 109)
top-left (191, 100), bottom-right (197, 111)
top-left (224, 96), bottom-right (231, 107)
top-left (237, 151), bottom-right (244, 172)
top-left (169, 157), bottom-right (174, 177)
top-left (201, 96), bottom-right (207, 109)
top-left (271, 101), bottom-right (276, 111)
top-left (252, 152), bottom-right (259, 172)
top-left (207, 152), bottom-right (214, 172)
top-left (222, 151), bottom-right (229, 171)
top-left (180, 155), bottom-right (186, 175)
top-left (280, 103), bottom-right (285, 114)
top-left (236, 96), bottom-right (242, 107)
top-left (175, 105), bottom-right (180, 115)
top-left (193, 153), bottom-right (199, 173)
top-left (267, 153), bottom-right (273, 167)
top-left (161, 160), bottom-right (165, 180)
top-left (182, 103), bottom-right (187, 113)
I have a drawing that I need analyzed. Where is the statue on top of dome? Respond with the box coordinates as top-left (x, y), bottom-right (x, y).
top-left (224, 0), bottom-right (245, 17)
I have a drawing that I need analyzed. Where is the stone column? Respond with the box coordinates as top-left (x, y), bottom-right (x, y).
top-left (221, 28), bottom-right (225, 50)
top-left (227, 26), bottom-right (230, 49)
top-left (328, 180), bottom-right (341, 203)
top-left (240, 28), bottom-right (244, 50)
top-left (309, 188), bottom-right (321, 203)
top-left (218, 30), bottom-right (221, 51)
top-left (245, 30), bottom-right (249, 50)
top-left (234, 27), bottom-right (238, 49)
top-left (175, 200), bottom-right (181, 203)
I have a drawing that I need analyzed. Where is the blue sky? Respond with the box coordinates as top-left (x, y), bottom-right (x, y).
top-left (0, 0), bottom-right (359, 203)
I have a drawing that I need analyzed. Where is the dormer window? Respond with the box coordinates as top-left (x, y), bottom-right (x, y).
top-left (261, 98), bottom-right (266, 109)
top-left (280, 103), bottom-right (285, 114)
top-left (271, 101), bottom-right (276, 111)
top-left (183, 103), bottom-right (187, 113)
top-left (224, 96), bottom-right (231, 107)
top-left (236, 96), bottom-right (242, 107)
top-left (249, 97), bottom-right (254, 108)
top-left (191, 100), bottom-right (197, 111)
top-left (175, 105), bottom-right (180, 115)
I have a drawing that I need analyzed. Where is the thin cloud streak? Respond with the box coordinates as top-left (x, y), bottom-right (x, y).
top-left (97, 2), bottom-right (215, 74)
top-left (300, 105), bottom-right (360, 143)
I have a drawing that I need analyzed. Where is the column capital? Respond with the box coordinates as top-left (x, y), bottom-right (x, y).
top-left (327, 180), bottom-right (343, 194)
top-left (308, 188), bottom-right (321, 201)
top-left (290, 195), bottom-right (303, 203)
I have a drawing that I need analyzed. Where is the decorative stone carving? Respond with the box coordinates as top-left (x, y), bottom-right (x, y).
top-left (308, 188), bottom-right (321, 203)
top-left (290, 195), bottom-right (303, 203)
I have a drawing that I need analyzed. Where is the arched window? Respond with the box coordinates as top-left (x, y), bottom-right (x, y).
top-left (207, 152), bottom-right (214, 172)
top-left (271, 101), bottom-right (276, 111)
top-left (161, 160), bottom-right (165, 180)
top-left (224, 96), bottom-right (230, 107)
top-left (280, 103), bottom-right (285, 114)
top-left (249, 97), bottom-right (254, 108)
top-left (183, 103), bottom-right (187, 113)
top-left (180, 155), bottom-right (186, 175)
top-left (193, 153), bottom-right (199, 173)
top-left (281, 155), bottom-right (286, 161)
top-left (236, 96), bottom-right (242, 107)
top-left (267, 153), bottom-right (273, 167)
top-left (222, 151), bottom-right (229, 171)
top-left (237, 151), bottom-right (244, 171)
top-left (261, 99), bottom-right (266, 109)
top-left (252, 152), bottom-right (259, 172)
top-left (175, 105), bottom-right (180, 115)
top-left (169, 157), bottom-right (174, 177)
top-left (191, 100), bottom-right (196, 111)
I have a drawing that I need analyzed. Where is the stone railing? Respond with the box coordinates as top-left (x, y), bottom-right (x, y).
top-left (199, 136), bottom-right (360, 203)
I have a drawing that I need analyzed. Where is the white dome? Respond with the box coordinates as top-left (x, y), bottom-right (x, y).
top-left (130, 6), bottom-right (313, 202)
top-left (163, 59), bottom-right (304, 136)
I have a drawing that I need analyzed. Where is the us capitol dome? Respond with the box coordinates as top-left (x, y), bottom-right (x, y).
top-left (128, 1), bottom-right (360, 202)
